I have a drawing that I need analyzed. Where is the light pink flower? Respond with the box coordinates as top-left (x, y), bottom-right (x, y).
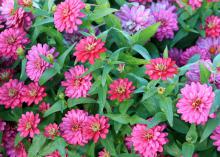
top-left (39, 102), bottom-right (50, 113)
top-left (54, 0), bottom-right (85, 33)
top-left (0, 28), bottom-right (29, 60)
top-left (44, 123), bottom-right (60, 139)
top-left (0, 79), bottom-right (24, 109)
top-left (26, 44), bottom-right (58, 82)
top-left (211, 126), bottom-right (220, 151)
top-left (17, 112), bottom-right (40, 138)
top-left (21, 82), bottom-right (47, 106)
top-left (98, 149), bottom-right (111, 157)
top-left (74, 36), bottom-right (107, 64)
top-left (85, 114), bottom-right (110, 143)
top-left (108, 78), bottom-right (135, 102)
top-left (61, 65), bottom-right (92, 99)
top-left (176, 82), bottom-right (215, 125)
top-left (60, 109), bottom-right (89, 145)
top-left (131, 123), bottom-right (168, 157)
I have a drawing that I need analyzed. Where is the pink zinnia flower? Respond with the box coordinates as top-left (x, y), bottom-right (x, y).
top-left (108, 78), bottom-right (135, 102)
top-left (131, 123), bottom-right (168, 157)
top-left (46, 150), bottom-right (62, 157)
top-left (0, 28), bottom-right (29, 60)
top-left (85, 114), bottom-right (110, 143)
top-left (188, 0), bottom-right (202, 10)
top-left (26, 44), bottom-right (58, 82)
top-left (180, 46), bottom-right (210, 66)
top-left (21, 82), bottom-right (47, 106)
top-left (205, 16), bottom-right (220, 38)
top-left (176, 82), bottom-right (215, 125)
top-left (211, 126), bottom-right (220, 151)
top-left (17, 112), bottom-right (40, 138)
top-left (39, 102), bottom-right (50, 113)
top-left (60, 109), bottom-right (89, 145)
top-left (74, 36), bottom-right (107, 64)
top-left (0, 79), bottom-right (24, 109)
top-left (44, 123), bottom-right (60, 139)
top-left (125, 136), bottom-right (133, 152)
top-left (145, 58), bottom-right (178, 80)
top-left (0, 68), bottom-right (14, 84)
top-left (54, 0), bottom-right (85, 33)
top-left (98, 149), bottom-right (111, 157)
top-left (61, 65), bottom-right (92, 99)
top-left (18, 0), bottom-right (32, 7)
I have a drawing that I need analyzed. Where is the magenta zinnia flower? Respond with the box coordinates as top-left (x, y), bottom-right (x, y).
top-left (205, 16), bottom-right (220, 38)
top-left (44, 123), bottom-right (60, 139)
top-left (116, 4), bottom-right (155, 34)
top-left (180, 46), bottom-right (210, 65)
top-left (74, 36), bottom-right (107, 64)
top-left (0, 79), bottom-right (24, 109)
top-left (176, 82), bottom-right (215, 125)
top-left (26, 44), bottom-right (58, 82)
top-left (150, 1), bottom-right (178, 41)
top-left (61, 65), bottom-right (92, 99)
top-left (98, 149), bottom-right (111, 157)
top-left (60, 109), bottom-right (89, 145)
top-left (169, 48), bottom-right (183, 67)
top-left (197, 37), bottom-right (220, 56)
top-left (39, 102), bottom-right (50, 113)
top-left (108, 78), bottom-right (135, 102)
top-left (211, 126), bottom-right (220, 151)
top-left (17, 112), bottom-right (40, 138)
top-left (85, 114), bottom-right (110, 143)
top-left (0, 28), bottom-right (29, 60)
top-left (54, 0), bottom-right (85, 33)
top-left (21, 82), bottom-right (47, 106)
top-left (131, 123), bottom-right (168, 157)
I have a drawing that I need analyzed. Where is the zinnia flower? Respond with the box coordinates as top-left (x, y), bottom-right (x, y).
top-left (131, 123), bottom-right (168, 157)
top-left (0, 68), bottom-right (14, 84)
top-left (0, 28), bottom-right (29, 60)
top-left (108, 78), bottom-right (135, 102)
top-left (145, 58), bottom-right (178, 80)
top-left (44, 123), bottom-right (60, 139)
top-left (196, 37), bottom-right (220, 56)
top-left (116, 4), bottom-right (155, 34)
top-left (60, 109), bottom-right (89, 145)
top-left (98, 149), bottom-right (111, 157)
top-left (18, 0), bottom-right (32, 7)
top-left (54, 0), bottom-right (85, 33)
top-left (211, 126), bottom-right (220, 151)
top-left (85, 114), bottom-right (110, 143)
top-left (21, 82), bottom-right (47, 106)
top-left (176, 82), bottom-right (215, 125)
top-left (46, 150), bottom-right (62, 157)
top-left (17, 112), bottom-right (40, 138)
top-left (205, 16), bottom-right (220, 38)
top-left (61, 65), bottom-right (92, 99)
top-left (168, 48), bottom-right (183, 67)
top-left (129, 0), bottom-right (152, 4)
top-left (0, 79), bottom-right (24, 109)
top-left (74, 36), bottom-right (106, 64)
top-left (150, 1), bottom-right (178, 41)
top-left (188, 0), bottom-right (202, 10)
top-left (26, 44), bottom-right (58, 82)
top-left (180, 46), bottom-right (210, 66)
top-left (39, 102), bottom-right (50, 113)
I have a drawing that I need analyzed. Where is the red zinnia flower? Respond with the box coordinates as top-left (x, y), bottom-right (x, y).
top-left (74, 36), bottom-right (107, 64)
top-left (108, 78), bottom-right (135, 102)
top-left (145, 58), bottom-right (178, 80)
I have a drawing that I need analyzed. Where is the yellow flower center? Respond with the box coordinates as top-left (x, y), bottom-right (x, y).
top-left (116, 86), bottom-right (126, 94)
top-left (8, 88), bottom-right (17, 97)
top-left (29, 89), bottom-right (37, 97)
top-left (25, 122), bottom-right (31, 130)
top-left (192, 99), bottom-right (202, 109)
top-left (155, 64), bottom-right (167, 71)
top-left (144, 132), bottom-right (153, 141)
top-left (92, 123), bottom-right (100, 132)
top-left (86, 43), bottom-right (97, 51)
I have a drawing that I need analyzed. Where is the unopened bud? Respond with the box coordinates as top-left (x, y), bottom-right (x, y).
top-left (46, 54), bottom-right (54, 64)
top-left (52, 5), bottom-right (57, 12)
top-left (157, 87), bottom-right (165, 95)
top-left (58, 92), bottom-right (65, 99)
top-left (118, 64), bottom-right (125, 73)
top-left (16, 47), bottom-right (24, 58)
top-left (85, 4), bottom-right (91, 12)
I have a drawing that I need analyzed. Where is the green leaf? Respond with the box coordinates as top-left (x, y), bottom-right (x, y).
top-left (171, 29), bottom-right (189, 47)
top-left (44, 100), bottom-right (66, 117)
top-left (81, 61), bottom-right (103, 77)
top-left (20, 58), bottom-right (27, 81)
top-left (86, 142), bottom-right (95, 157)
top-left (32, 17), bottom-right (54, 27)
top-left (28, 134), bottom-right (46, 157)
top-left (186, 125), bottom-right (198, 143)
top-left (200, 63), bottom-right (211, 84)
top-left (159, 97), bottom-right (173, 127)
top-left (39, 68), bottom-right (57, 85)
top-left (98, 84), bottom-right (108, 113)
top-left (210, 89), bottom-right (220, 113)
top-left (100, 135), bottom-right (117, 156)
top-left (48, 0), bottom-right (55, 11)
top-left (132, 44), bottom-right (151, 60)
top-left (67, 98), bottom-right (97, 108)
top-left (164, 141), bottom-right (182, 157)
top-left (88, 8), bottom-right (117, 21)
top-left (106, 114), bottom-right (130, 124)
top-left (200, 116), bottom-right (220, 142)
top-left (104, 14), bottom-right (122, 29)
top-left (182, 142), bottom-right (194, 157)
top-left (148, 112), bottom-right (167, 128)
top-left (132, 23), bottom-right (160, 45)
top-left (119, 99), bottom-right (134, 114)
top-left (119, 53), bottom-right (149, 65)
top-left (213, 54), bottom-right (220, 68)
top-left (14, 133), bottom-right (24, 146)
top-left (163, 46), bottom-right (168, 58)
top-left (39, 141), bottom-right (57, 156)
top-left (57, 45), bottom-right (74, 68)
top-left (172, 118), bottom-right (189, 134)
top-left (102, 65), bottom-right (112, 86)
top-left (55, 137), bottom-right (67, 157)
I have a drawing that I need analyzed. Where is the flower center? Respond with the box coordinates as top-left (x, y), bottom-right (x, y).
top-left (25, 122), bottom-right (32, 130)
top-left (62, 8), bottom-right (69, 17)
top-left (0, 72), bottom-right (9, 81)
top-left (8, 88), bottom-right (17, 97)
top-left (92, 123), bottom-right (100, 132)
top-left (7, 36), bottom-right (16, 45)
top-left (29, 89), bottom-right (37, 97)
top-left (192, 99), bottom-right (202, 109)
top-left (208, 22), bottom-right (215, 28)
top-left (35, 60), bottom-right (42, 70)
top-left (116, 86), bottom-right (126, 94)
top-left (155, 64), bottom-right (167, 71)
top-left (23, 0), bottom-right (32, 6)
top-left (103, 151), bottom-right (110, 157)
top-left (86, 43), bottom-right (97, 51)
top-left (209, 46), bottom-right (217, 54)
top-left (72, 124), bottom-right (80, 131)
top-left (73, 78), bottom-right (82, 87)
top-left (49, 128), bottom-right (57, 136)
top-left (144, 132), bottom-right (153, 141)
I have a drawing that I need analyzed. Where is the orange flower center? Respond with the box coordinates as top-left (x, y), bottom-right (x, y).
top-left (25, 122), bottom-right (31, 130)
top-left (144, 132), bottom-right (154, 141)
top-left (116, 86), bottom-right (126, 94)
top-left (72, 124), bottom-right (80, 131)
top-left (192, 99), bottom-right (202, 109)
top-left (7, 36), bottom-right (16, 45)
top-left (91, 123), bottom-right (100, 132)
top-left (8, 88), bottom-right (17, 97)
top-left (86, 43), bottom-right (97, 51)
top-left (209, 46), bottom-right (217, 54)
top-left (155, 64), bottom-right (167, 71)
